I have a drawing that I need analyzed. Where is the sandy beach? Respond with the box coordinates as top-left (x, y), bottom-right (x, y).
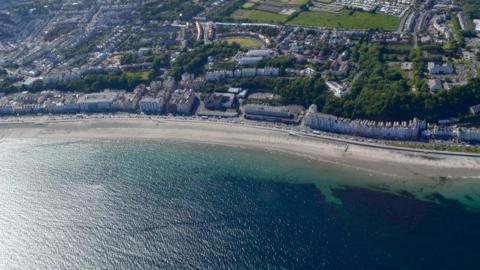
top-left (0, 117), bottom-right (479, 179)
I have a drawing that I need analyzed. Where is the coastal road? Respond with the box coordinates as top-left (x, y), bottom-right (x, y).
top-left (1, 115), bottom-right (480, 159)
top-left (294, 131), bottom-right (480, 159)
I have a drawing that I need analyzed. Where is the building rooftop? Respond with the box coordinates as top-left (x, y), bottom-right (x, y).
top-left (77, 92), bottom-right (117, 103)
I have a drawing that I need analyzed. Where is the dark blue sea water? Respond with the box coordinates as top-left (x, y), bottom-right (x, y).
top-left (0, 140), bottom-right (479, 269)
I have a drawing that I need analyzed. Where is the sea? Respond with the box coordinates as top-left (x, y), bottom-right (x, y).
top-left (0, 139), bottom-right (480, 270)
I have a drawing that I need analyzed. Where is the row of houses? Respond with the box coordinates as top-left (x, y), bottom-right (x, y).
top-left (0, 87), bottom-right (199, 116)
top-left (138, 87), bottom-right (171, 115)
top-left (166, 89), bottom-right (198, 115)
top-left (423, 125), bottom-right (480, 143)
top-left (138, 88), bottom-right (199, 115)
top-left (457, 128), bottom-right (480, 143)
top-left (42, 62), bottom-right (154, 84)
top-left (206, 67), bottom-right (279, 82)
top-left (0, 90), bottom-right (140, 115)
top-left (236, 49), bottom-right (275, 66)
top-left (305, 105), bottom-right (427, 140)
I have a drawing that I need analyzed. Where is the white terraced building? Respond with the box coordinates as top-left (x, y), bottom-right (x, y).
top-left (167, 89), bottom-right (198, 115)
top-left (206, 68), bottom-right (279, 81)
top-left (77, 92), bottom-right (118, 112)
top-left (305, 105), bottom-right (426, 140)
top-left (237, 56), bottom-right (263, 66)
top-left (139, 96), bottom-right (167, 114)
top-left (46, 94), bottom-right (80, 114)
top-left (245, 49), bottom-right (274, 57)
top-left (455, 128), bottom-right (480, 143)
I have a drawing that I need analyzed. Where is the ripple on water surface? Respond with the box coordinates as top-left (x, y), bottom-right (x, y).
top-left (0, 139), bottom-right (479, 269)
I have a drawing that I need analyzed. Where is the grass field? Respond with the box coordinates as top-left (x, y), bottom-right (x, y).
top-left (233, 9), bottom-right (290, 23)
top-left (242, 2), bottom-right (255, 9)
top-left (125, 71), bottom-right (150, 81)
top-left (389, 143), bottom-right (480, 154)
top-left (288, 10), bottom-right (400, 30)
top-left (222, 37), bottom-right (263, 48)
top-left (248, 0), bottom-right (309, 6)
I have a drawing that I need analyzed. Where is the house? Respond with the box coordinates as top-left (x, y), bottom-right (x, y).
top-left (204, 93), bottom-right (236, 110)
top-left (428, 62), bottom-right (454, 75)
top-left (428, 79), bottom-right (443, 93)
top-left (139, 96), bottom-right (166, 114)
top-left (470, 104), bottom-right (480, 115)
top-left (474, 19), bottom-right (480, 32)
top-left (227, 87), bottom-right (242, 94)
top-left (167, 89), bottom-right (198, 115)
top-left (401, 62), bottom-right (413, 71)
top-left (463, 51), bottom-right (476, 61)
top-left (326, 81), bottom-right (348, 98)
top-left (245, 49), bottom-right (274, 57)
top-left (77, 92), bottom-right (117, 112)
top-left (237, 56), bottom-right (263, 66)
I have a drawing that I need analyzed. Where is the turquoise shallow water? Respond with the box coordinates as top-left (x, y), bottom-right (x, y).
top-left (0, 139), bottom-right (479, 269)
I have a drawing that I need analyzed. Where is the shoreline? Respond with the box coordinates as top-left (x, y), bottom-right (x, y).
top-left (0, 116), bottom-right (479, 179)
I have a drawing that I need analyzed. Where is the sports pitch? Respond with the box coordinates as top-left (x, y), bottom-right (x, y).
top-left (288, 10), bottom-right (400, 31)
top-left (233, 9), bottom-right (290, 23)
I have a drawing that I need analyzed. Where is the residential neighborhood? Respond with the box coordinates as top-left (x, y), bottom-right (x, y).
top-left (1, 0), bottom-right (480, 147)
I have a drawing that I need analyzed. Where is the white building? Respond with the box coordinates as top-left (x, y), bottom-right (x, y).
top-left (428, 62), bottom-right (454, 75)
top-left (167, 89), bottom-right (198, 115)
top-left (470, 104), bottom-right (480, 115)
top-left (139, 96), bottom-right (166, 114)
top-left (206, 67), bottom-right (279, 82)
top-left (111, 92), bottom-right (139, 112)
top-left (326, 81), bottom-right (348, 98)
top-left (305, 105), bottom-right (426, 140)
top-left (77, 92), bottom-right (117, 112)
top-left (245, 49), bottom-right (274, 57)
top-left (244, 104), bottom-right (300, 124)
top-left (237, 56), bottom-right (263, 66)
top-left (456, 128), bottom-right (480, 143)
top-left (428, 79), bottom-right (443, 93)
top-left (228, 87), bottom-right (242, 94)
top-left (401, 62), bottom-right (413, 71)
top-left (474, 19), bottom-right (480, 32)
top-left (0, 103), bottom-right (14, 115)
top-left (47, 102), bottom-right (79, 114)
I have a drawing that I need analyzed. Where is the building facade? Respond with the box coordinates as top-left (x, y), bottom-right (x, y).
top-left (305, 105), bottom-right (427, 140)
